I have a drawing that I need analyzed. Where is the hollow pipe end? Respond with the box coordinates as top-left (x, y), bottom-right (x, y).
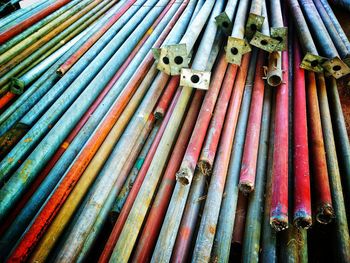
top-left (316, 203), bottom-right (335, 224)
top-left (293, 211), bottom-right (312, 229)
top-left (176, 167), bottom-right (193, 185)
top-left (198, 160), bottom-right (212, 176)
top-left (270, 216), bottom-right (289, 232)
top-left (238, 181), bottom-right (254, 195)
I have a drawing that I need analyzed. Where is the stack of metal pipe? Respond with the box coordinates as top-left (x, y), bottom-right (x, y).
top-left (0, 0), bottom-right (349, 262)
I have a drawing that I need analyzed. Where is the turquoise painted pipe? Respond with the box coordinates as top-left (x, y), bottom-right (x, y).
top-left (0, 0), bottom-right (159, 221)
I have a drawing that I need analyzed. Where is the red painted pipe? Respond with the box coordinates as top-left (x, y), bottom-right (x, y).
top-left (176, 53), bottom-right (228, 185)
top-left (172, 63), bottom-right (239, 262)
top-left (131, 89), bottom-right (203, 262)
top-left (198, 63), bottom-right (238, 175)
top-left (270, 49), bottom-right (289, 232)
top-left (238, 50), bottom-right (266, 194)
top-left (5, 3), bottom-right (187, 259)
top-left (57, 0), bottom-right (138, 75)
top-left (0, 0), bottom-right (72, 44)
top-left (38, 0), bottom-right (176, 178)
top-left (306, 71), bottom-right (334, 224)
top-left (232, 193), bottom-right (248, 253)
top-left (97, 85), bottom-right (181, 263)
top-left (154, 76), bottom-right (180, 119)
top-left (0, 92), bottom-right (15, 110)
top-left (293, 39), bottom-right (312, 229)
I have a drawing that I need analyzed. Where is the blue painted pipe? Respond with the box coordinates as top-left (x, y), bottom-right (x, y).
top-left (0, 0), bottom-right (159, 221)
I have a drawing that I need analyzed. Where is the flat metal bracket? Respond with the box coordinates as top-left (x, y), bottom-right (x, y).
top-left (152, 48), bottom-right (161, 62)
top-left (215, 11), bottom-right (233, 36)
top-left (300, 52), bottom-right (327, 73)
top-left (245, 13), bottom-right (265, 40)
top-left (322, 56), bottom-right (350, 79)
top-left (157, 44), bottom-right (189, 75)
top-left (271, 27), bottom-right (288, 51)
top-left (226, 37), bottom-right (251, 66)
top-left (250, 31), bottom-right (280, 53)
top-left (180, 68), bottom-right (211, 90)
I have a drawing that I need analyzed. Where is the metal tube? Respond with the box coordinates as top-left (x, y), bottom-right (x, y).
top-left (172, 61), bottom-right (238, 262)
top-left (131, 87), bottom-right (201, 263)
top-left (231, 193), bottom-right (248, 256)
top-left (313, 0), bottom-right (350, 60)
top-left (0, 0), bottom-right (110, 87)
top-left (287, 0), bottom-right (326, 73)
top-left (306, 71), bottom-right (334, 224)
top-left (293, 39), bottom-right (312, 229)
top-left (241, 83), bottom-right (272, 263)
top-left (316, 73), bottom-right (350, 262)
top-left (0, 0), bottom-right (128, 129)
top-left (0, 0), bottom-right (53, 31)
top-left (109, 122), bottom-right (160, 222)
top-left (0, 0), bottom-right (92, 65)
top-left (238, 50), bottom-right (266, 194)
top-left (270, 49), bottom-right (289, 231)
top-left (57, 0), bottom-right (135, 75)
top-left (176, 54), bottom-right (228, 185)
top-left (245, 0), bottom-right (264, 40)
top-left (260, 91), bottom-right (277, 263)
top-left (211, 52), bottom-right (254, 262)
top-left (319, 0), bottom-right (350, 54)
top-left (299, 0), bottom-right (350, 78)
top-left (0, 0), bottom-right (73, 44)
top-left (191, 54), bottom-right (249, 263)
top-left (226, 0), bottom-right (251, 65)
top-left (0, 0), bottom-right (164, 223)
top-left (98, 87), bottom-right (180, 262)
top-left (327, 77), bottom-right (350, 220)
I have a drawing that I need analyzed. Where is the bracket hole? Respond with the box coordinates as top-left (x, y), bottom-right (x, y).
top-left (276, 36), bottom-right (283, 42)
top-left (162, 57), bottom-right (169, 65)
top-left (260, 40), bottom-right (268, 46)
top-left (191, 75), bottom-right (200, 84)
top-left (231, 47), bottom-right (238, 55)
top-left (222, 21), bottom-right (229, 28)
top-left (174, 56), bottom-right (183, 65)
top-left (333, 65), bottom-right (341, 71)
top-left (250, 24), bottom-right (257, 31)
top-left (311, 60), bottom-right (318, 67)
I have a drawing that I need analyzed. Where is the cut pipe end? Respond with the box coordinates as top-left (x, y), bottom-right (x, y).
top-left (294, 215), bottom-right (312, 229)
top-left (270, 215), bottom-right (288, 232)
top-left (238, 181), bottom-right (254, 195)
top-left (176, 167), bottom-right (193, 185)
top-left (154, 110), bottom-right (164, 120)
top-left (316, 204), bottom-right (335, 224)
top-left (267, 74), bottom-right (282, 87)
top-left (10, 78), bottom-right (25, 95)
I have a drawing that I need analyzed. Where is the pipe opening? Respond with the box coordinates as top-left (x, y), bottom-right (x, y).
top-left (174, 56), bottom-right (183, 65)
top-left (268, 75), bottom-right (282, 86)
top-left (191, 74), bottom-right (200, 84)
top-left (222, 21), bottom-right (229, 28)
top-left (260, 40), bottom-right (268, 46)
top-left (311, 60), bottom-right (318, 67)
top-left (333, 65), bottom-right (341, 71)
top-left (250, 24), bottom-right (257, 31)
top-left (162, 56), bottom-right (169, 65)
top-left (231, 47), bottom-right (238, 55)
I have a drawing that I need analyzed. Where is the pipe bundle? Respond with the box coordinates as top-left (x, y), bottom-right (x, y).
top-left (0, 0), bottom-right (349, 262)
